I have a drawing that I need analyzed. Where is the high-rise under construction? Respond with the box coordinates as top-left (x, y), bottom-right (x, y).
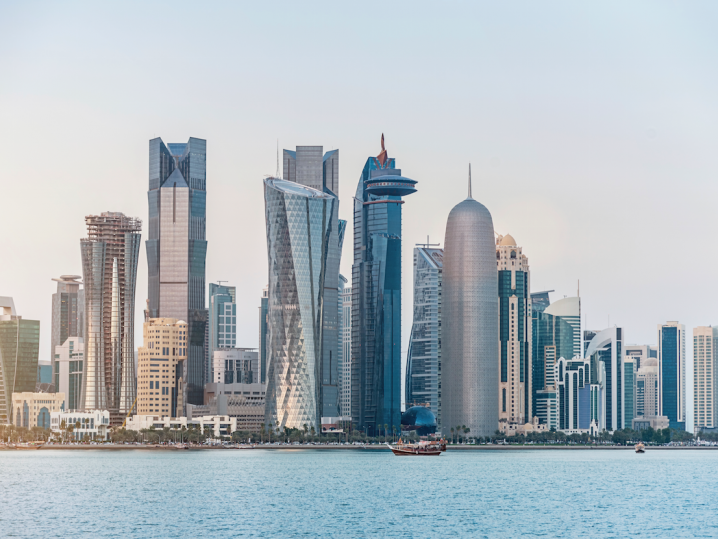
top-left (80, 212), bottom-right (141, 424)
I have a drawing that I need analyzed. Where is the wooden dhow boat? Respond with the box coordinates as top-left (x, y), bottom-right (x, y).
top-left (635, 442), bottom-right (646, 454)
top-left (387, 439), bottom-right (447, 456)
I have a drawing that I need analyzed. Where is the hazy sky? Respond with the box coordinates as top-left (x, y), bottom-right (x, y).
top-left (2, 1), bottom-right (717, 429)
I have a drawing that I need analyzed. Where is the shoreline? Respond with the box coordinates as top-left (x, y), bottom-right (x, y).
top-left (1, 444), bottom-right (716, 451)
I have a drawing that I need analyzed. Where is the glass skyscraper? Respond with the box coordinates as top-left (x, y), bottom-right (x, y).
top-left (0, 297), bottom-right (40, 424)
top-left (146, 137), bottom-right (207, 406)
top-left (80, 212), bottom-right (141, 423)
top-left (441, 172), bottom-right (498, 438)
top-left (339, 278), bottom-right (352, 417)
top-left (658, 321), bottom-right (686, 430)
top-left (259, 287), bottom-right (268, 384)
top-left (281, 145), bottom-right (345, 420)
top-left (50, 275), bottom-right (84, 390)
top-left (351, 136), bottom-right (417, 436)
top-left (405, 246), bottom-right (443, 426)
top-left (208, 283), bottom-right (236, 383)
top-left (263, 178), bottom-right (338, 430)
top-left (531, 295), bottom-right (580, 421)
top-left (585, 327), bottom-right (624, 431)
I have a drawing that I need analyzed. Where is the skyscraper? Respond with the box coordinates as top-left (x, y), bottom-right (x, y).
top-left (693, 326), bottom-right (717, 430)
top-left (585, 327), bottom-right (624, 431)
top-left (263, 178), bottom-right (338, 430)
top-left (0, 297), bottom-right (40, 424)
top-left (259, 287), bottom-right (268, 384)
top-left (658, 321), bottom-right (686, 430)
top-left (405, 245), bottom-right (443, 425)
top-left (496, 234), bottom-right (531, 427)
top-left (136, 318), bottom-right (187, 417)
top-left (351, 136), bottom-right (417, 436)
top-left (50, 275), bottom-right (84, 390)
top-left (146, 137), bottom-right (207, 406)
top-left (282, 145), bottom-right (345, 420)
top-left (556, 356), bottom-right (591, 432)
top-left (531, 295), bottom-right (580, 420)
top-left (80, 212), bottom-right (141, 423)
top-left (208, 283), bottom-right (236, 383)
top-left (339, 277), bottom-right (352, 417)
top-left (442, 170), bottom-right (498, 438)
top-left (623, 356), bottom-right (637, 429)
top-left (636, 358), bottom-right (659, 417)
top-left (625, 344), bottom-right (658, 371)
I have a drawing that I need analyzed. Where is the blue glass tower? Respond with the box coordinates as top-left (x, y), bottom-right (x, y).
top-left (658, 322), bottom-right (686, 430)
top-left (208, 283), bottom-right (236, 383)
top-left (351, 136), bottom-right (417, 436)
top-left (146, 137), bottom-right (207, 406)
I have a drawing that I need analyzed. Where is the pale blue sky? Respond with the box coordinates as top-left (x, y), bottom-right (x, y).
top-left (2, 1), bottom-right (717, 428)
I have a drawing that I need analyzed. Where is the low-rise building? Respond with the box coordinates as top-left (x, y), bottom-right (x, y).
top-left (212, 348), bottom-right (259, 384)
top-left (632, 415), bottom-right (669, 431)
top-left (50, 410), bottom-right (110, 441)
top-left (501, 417), bottom-right (549, 437)
top-left (10, 392), bottom-right (65, 429)
top-left (125, 415), bottom-right (236, 438)
top-left (199, 382), bottom-right (265, 432)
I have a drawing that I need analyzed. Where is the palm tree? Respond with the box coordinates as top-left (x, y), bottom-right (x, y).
top-left (384, 424), bottom-right (388, 442)
top-left (450, 427), bottom-right (455, 444)
top-left (303, 423), bottom-right (309, 438)
top-left (268, 422), bottom-right (273, 443)
top-left (260, 423), bottom-right (265, 443)
top-left (310, 425), bottom-right (315, 437)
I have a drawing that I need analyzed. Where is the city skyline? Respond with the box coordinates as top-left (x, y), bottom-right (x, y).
top-left (3, 3), bottom-right (718, 433)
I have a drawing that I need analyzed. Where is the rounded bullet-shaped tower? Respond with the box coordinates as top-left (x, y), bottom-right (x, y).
top-left (442, 171), bottom-right (498, 438)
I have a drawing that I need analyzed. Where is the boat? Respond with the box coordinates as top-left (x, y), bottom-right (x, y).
top-left (387, 439), bottom-right (447, 456)
top-left (635, 442), bottom-right (646, 454)
top-left (15, 442), bottom-right (44, 450)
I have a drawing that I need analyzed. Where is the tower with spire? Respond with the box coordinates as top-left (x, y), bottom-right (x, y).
top-left (351, 135), bottom-right (418, 436)
top-left (441, 165), bottom-right (499, 438)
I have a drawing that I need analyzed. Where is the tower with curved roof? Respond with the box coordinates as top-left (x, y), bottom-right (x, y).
top-left (441, 168), bottom-right (498, 438)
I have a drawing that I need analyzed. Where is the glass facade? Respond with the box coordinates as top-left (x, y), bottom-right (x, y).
top-left (146, 137), bottom-right (207, 406)
top-left (351, 139), bottom-right (417, 436)
top-left (259, 287), bottom-right (268, 384)
top-left (585, 327), bottom-right (623, 431)
top-left (0, 316), bottom-right (40, 423)
top-left (531, 296), bottom-right (580, 421)
top-left (623, 357), bottom-right (636, 428)
top-left (405, 247), bottom-right (443, 426)
top-left (208, 283), bottom-right (236, 383)
top-left (556, 357), bottom-right (591, 431)
top-left (441, 174), bottom-right (498, 438)
top-left (80, 212), bottom-right (141, 422)
top-left (50, 276), bottom-right (84, 390)
top-left (264, 178), bottom-right (338, 430)
top-left (659, 322), bottom-right (686, 430)
top-left (282, 146), bottom-right (345, 420)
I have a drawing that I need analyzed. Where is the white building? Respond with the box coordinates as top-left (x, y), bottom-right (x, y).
top-left (212, 349), bottom-right (259, 385)
top-left (125, 415), bottom-right (236, 438)
top-left (54, 337), bottom-right (84, 411)
top-left (694, 326), bottom-right (718, 430)
top-left (625, 344), bottom-right (657, 371)
top-left (585, 327), bottom-right (625, 431)
top-left (51, 410), bottom-right (110, 441)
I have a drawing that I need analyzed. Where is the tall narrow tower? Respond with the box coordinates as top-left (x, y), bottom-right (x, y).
top-left (351, 135), bottom-right (418, 435)
top-left (146, 137), bottom-right (207, 406)
top-left (441, 168), bottom-right (498, 438)
top-left (80, 212), bottom-right (141, 424)
top-left (496, 234), bottom-right (531, 427)
top-left (50, 275), bottom-right (84, 388)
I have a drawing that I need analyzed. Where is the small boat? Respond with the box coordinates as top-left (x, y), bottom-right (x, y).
top-left (387, 439), bottom-right (447, 456)
top-left (635, 442), bottom-right (646, 454)
top-left (15, 442), bottom-right (44, 450)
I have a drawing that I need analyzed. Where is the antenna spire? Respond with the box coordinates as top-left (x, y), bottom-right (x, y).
top-left (468, 163), bottom-right (473, 199)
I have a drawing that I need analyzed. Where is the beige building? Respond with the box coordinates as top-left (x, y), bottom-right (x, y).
top-left (637, 358), bottom-right (659, 417)
top-left (137, 318), bottom-right (187, 417)
top-left (694, 326), bottom-right (718, 430)
top-left (11, 392), bottom-right (65, 429)
top-left (496, 234), bottom-right (531, 426)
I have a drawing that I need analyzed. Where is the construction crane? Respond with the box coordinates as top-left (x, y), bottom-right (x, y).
top-left (121, 396), bottom-right (138, 428)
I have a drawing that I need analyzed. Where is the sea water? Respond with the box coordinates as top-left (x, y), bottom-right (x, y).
top-left (1, 448), bottom-right (716, 537)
